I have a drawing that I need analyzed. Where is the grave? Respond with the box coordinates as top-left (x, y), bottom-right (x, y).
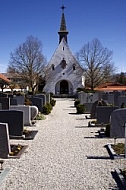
top-left (90, 100), bottom-right (107, 119)
top-left (84, 103), bottom-right (93, 114)
top-left (110, 108), bottom-right (126, 138)
top-left (96, 106), bottom-right (118, 124)
top-left (13, 95), bottom-right (25, 105)
top-left (10, 105), bottom-right (32, 126)
top-left (29, 97), bottom-right (43, 112)
top-left (118, 96), bottom-right (126, 108)
top-left (0, 110), bottom-right (24, 137)
top-left (35, 94), bottom-right (46, 105)
top-left (0, 98), bottom-right (10, 109)
top-left (30, 106), bottom-right (38, 120)
top-left (0, 123), bottom-right (11, 158)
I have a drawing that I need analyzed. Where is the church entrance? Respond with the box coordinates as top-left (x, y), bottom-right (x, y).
top-left (60, 80), bottom-right (69, 94)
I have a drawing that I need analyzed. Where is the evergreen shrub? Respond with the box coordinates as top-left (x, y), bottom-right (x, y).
top-left (74, 99), bottom-right (80, 107)
top-left (76, 104), bottom-right (85, 114)
top-left (42, 103), bottom-right (52, 115)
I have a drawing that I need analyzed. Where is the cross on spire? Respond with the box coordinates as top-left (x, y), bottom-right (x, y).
top-left (61, 5), bottom-right (66, 12)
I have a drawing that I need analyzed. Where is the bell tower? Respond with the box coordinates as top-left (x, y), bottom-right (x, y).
top-left (58, 5), bottom-right (69, 44)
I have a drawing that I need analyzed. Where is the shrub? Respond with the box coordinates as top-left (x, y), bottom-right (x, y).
top-left (105, 123), bottom-right (110, 137)
top-left (76, 104), bottom-right (85, 114)
top-left (42, 103), bottom-right (52, 115)
top-left (74, 99), bottom-right (80, 107)
top-left (35, 113), bottom-right (46, 120)
top-left (50, 98), bottom-right (56, 107)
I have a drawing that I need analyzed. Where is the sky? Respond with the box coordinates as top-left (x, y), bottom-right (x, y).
top-left (0, 0), bottom-right (126, 73)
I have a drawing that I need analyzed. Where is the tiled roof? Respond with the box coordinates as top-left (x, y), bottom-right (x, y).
top-left (95, 82), bottom-right (126, 91)
top-left (0, 73), bottom-right (10, 83)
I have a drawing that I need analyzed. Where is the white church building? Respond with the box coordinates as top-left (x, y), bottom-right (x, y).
top-left (43, 6), bottom-right (85, 96)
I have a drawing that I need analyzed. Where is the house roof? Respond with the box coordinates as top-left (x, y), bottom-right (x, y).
top-left (0, 73), bottom-right (10, 83)
top-left (95, 82), bottom-right (126, 91)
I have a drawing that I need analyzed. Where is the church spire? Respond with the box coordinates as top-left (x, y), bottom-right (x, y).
top-left (58, 5), bottom-right (69, 44)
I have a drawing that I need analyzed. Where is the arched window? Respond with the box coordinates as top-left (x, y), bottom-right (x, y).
top-left (73, 64), bottom-right (76, 70)
top-left (52, 64), bottom-right (55, 70)
top-left (60, 58), bottom-right (67, 69)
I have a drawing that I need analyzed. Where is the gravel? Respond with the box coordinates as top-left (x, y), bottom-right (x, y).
top-left (1, 98), bottom-right (126, 190)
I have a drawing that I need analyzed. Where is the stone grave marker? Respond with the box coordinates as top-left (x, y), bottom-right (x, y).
top-left (110, 108), bottom-right (126, 138)
top-left (0, 98), bottom-right (10, 110)
top-left (29, 97), bottom-right (43, 112)
top-left (0, 110), bottom-right (24, 137)
top-left (96, 106), bottom-right (118, 124)
top-left (35, 94), bottom-right (46, 105)
top-left (0, 123), bottom-right (11, 158)
top-left (90, 100), bottom-right (107, 119)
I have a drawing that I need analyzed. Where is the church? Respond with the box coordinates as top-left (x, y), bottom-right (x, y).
top-left (43, 6), bottom-right (85, 96)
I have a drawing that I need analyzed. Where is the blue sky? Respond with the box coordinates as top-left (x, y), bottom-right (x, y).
top-left (0, 0), bottom-right (126, 73)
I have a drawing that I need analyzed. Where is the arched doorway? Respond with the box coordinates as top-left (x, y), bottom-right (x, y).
top-left (60, 80), bottom-right (69, 94)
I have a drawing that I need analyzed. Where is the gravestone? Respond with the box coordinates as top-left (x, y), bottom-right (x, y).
top-left (90, 100), bottom-right (107, 119)
top-left (30, 106), bottom-right (38, 120)
top-left (10, 105), bottom-right (31, 126)
top-left (10, 98), bottom-right (18, 105)
top-left (0, 103), bottom-right (2, 110)
top-left (114, 91), bottom-right (121, 106)
top-left (35, 94), bottom-right (46, 105)
top-left (0, 98), bottom-right (10, 109)
top-left (110, 108), bottom-right (126, 138)
top-left (0, 123), bottom-right (11, 158)
top-left (0, 92), bottom-right (7, 98)
top-left (118, 96), bottom-right (126, 108)
top-left (29, 97), bottom-right (43, 112)
top-left (0, 110), bottom-right (24, 137)
top-left (107, 93), bottom-right (114, 105)
top-left (84, 103), bottom-right (93, 114)
top-left (46, 93), bottom-right (50, 103)
top-left (96, 106), bottom-right (118, 124)
top-left (13, 95), bottom-right (25, 105)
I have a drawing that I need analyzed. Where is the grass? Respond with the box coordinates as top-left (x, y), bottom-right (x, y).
top-left (111, 143), bottom-right (124, 155)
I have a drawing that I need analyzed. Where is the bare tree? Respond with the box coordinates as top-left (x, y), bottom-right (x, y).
top-left (76, 38), bottom-right (115, 90)
top-left (7, 36), bottom-right (47, 92)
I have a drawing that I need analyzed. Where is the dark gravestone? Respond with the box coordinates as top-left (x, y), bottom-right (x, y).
top-left (29, 97), bottom-right (43, 113)
top-left (0, 103), bottom-right (2, 110)
top-left (96, 106), bottom-right (118, 124)
top-left (13, 95), bottom-right (25, 105)
top-left (0, 123), bottom-right (11, 158)
top-left (0, 110), bottom-right (23, 137)
top-left (10, 98), bottom-right (18, 105)
top-left (0, 92), bottom-right (8, 98)
top-left (0, 98), bottom-right (10, 109)
top-left (90, 100), bottom-right (107, 119)
top-left (114, 91), bottom-right (121, 106)
top-left (110, 108), bottom-right (126, 138)
top-left (35, 94), bottom-right (46, 105)
top-left (84, 103), bottom-right (93, 114)
top-left (118, 96), bottom-right (126, 108)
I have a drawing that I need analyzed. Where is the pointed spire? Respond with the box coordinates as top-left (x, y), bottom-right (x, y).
top-left (58, 5), bottom-right (69, 44)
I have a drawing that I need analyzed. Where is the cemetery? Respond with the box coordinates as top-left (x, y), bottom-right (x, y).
top-left (0, 91), bottom-right (126, 189)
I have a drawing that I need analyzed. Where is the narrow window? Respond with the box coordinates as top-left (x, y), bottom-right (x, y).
top-left (63, 47), bottom-right (64, 50)
top-left (52, 64), bottom-right (55, 70)
top-left (73, 64), bottom-right (76, 70)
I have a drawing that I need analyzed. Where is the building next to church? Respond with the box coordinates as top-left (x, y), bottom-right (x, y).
top-left (43, 6), bottom-right (85, 96)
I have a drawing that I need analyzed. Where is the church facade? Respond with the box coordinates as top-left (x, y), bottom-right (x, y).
top-left (43, 6), bottom-right (85, 96)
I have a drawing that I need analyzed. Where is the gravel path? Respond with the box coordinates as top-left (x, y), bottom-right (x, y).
top-left (1, 98), bottom-right (126, 190)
